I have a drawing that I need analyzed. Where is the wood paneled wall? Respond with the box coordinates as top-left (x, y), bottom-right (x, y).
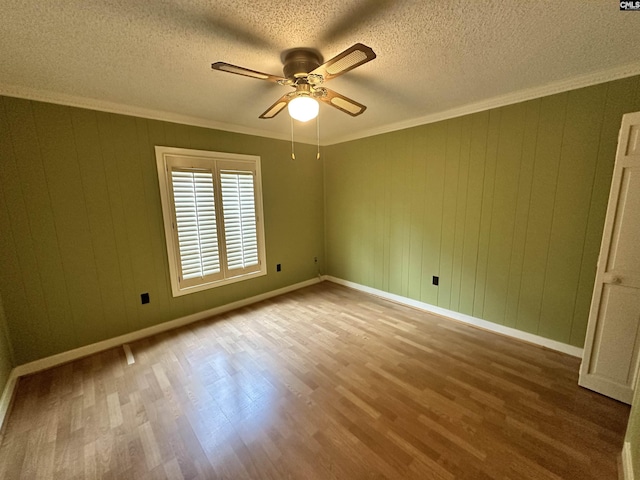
top-left (324, 76), bottom-right (640, 347)
top-left (1, 76), bottom-right (639, 366)
top-left (0, 97), bottom-right (325, 364)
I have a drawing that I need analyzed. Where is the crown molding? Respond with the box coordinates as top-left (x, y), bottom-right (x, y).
top-left (3, 60), bottom-right (640, 148)
top-left (0, 83), bottom-right (318, 145)
top-left (325, 61), bottom-right (640, 145)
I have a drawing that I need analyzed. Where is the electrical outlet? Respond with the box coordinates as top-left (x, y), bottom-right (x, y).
top-left (141, 292), bottom-right (150, 304)
top-left (432, 276), bottom-right (439, 286)
top-left (276, 264), bottom-right (281, 272)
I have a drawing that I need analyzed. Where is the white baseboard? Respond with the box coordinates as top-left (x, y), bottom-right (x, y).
top-left (10, 277), bottom-right (321, 379)
top-left (0, 277), bottom-right (321, 429)
top-left (623, 441), bottom-right (635, 480)
top-left (323, 275), bottom-right (584, 358)
top-left (0, 369), bottom-right (19, 432)
top-left (0, 274), bottom-right (585, 431)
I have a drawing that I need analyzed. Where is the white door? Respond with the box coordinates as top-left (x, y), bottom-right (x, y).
top-left (579, 111), bottom-right (640, 404)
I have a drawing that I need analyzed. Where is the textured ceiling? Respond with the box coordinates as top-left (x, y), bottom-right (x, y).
top-left (1, 0), bottom-right (640, 144)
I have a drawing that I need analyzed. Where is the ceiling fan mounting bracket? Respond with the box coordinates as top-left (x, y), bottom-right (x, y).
top-left (282, 49), bottom-right (322, 80)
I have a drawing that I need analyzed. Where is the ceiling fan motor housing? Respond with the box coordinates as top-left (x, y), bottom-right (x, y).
top-left (283, 50), bottom-right (322, 79)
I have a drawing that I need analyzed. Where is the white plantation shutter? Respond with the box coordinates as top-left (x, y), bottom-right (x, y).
top-left (156, 147), bottom-right (266, 297)
top-left (170, 169), bottom-right (221, 282)
top-left (220, 171), bottom-right (259, 272)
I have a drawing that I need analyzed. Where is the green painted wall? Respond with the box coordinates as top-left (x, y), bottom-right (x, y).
top-left (0, 294), bottom-right (14, 396)
top-left (324, 76), bottom-right (640, 347)
top-left (0, 96), bottom-right (325, 364)
top-left (1, 76), bottom-right (639, 363)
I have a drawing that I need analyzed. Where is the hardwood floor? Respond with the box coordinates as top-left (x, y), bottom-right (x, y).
top-left (0, 282), bottom-right (630, 479)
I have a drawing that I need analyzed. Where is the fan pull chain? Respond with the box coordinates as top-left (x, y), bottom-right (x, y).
top-left (316, 114), bottom-right (320, 160)
top-left (290, 115), bottom-right (296, 161)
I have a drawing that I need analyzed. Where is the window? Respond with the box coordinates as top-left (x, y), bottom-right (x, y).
top-left (155, 146), bottom-right (266, 296)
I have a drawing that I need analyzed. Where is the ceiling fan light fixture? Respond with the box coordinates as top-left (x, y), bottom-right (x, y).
top-left (288, 95), bottom-right (319, 122)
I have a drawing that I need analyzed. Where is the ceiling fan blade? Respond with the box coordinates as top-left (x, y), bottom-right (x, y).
top-left (310, 43), bottom-right (376, 81)
top-left (211, 62), bottom-right (287, 83)
top-left (318, 88), bottom-right (367, 117)
top-left (259, 93), bottom-right (292, 119)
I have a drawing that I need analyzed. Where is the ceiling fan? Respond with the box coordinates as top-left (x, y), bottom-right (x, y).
top-left (211, 43), bottom-right (376, 122)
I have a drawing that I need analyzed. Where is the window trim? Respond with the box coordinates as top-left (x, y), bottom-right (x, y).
top-left (155, 146), bottom-right (267, 297)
